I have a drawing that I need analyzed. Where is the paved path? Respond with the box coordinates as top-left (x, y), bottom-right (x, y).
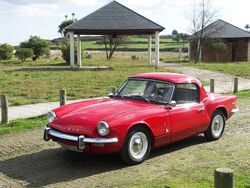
top-left (0, 98), bottom-right (103, 122)
top-left (4, 66), bottom-right (112, 71)
top-left (160, 62), bottom-right (250, 93)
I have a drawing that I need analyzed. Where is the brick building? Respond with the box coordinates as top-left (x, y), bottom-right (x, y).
top-left (188, 19), bottom-right (250, 62)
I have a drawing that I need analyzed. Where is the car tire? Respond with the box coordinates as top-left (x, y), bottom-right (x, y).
top-left (119, 126), bottom-right (151, 165)
top-left (204, 110), bottom-right (225, 141)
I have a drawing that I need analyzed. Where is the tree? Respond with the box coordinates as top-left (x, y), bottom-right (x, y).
top-left (189, 0), bottom-right (217, 63)
top-left (171, 30), bottom-right (189, 60)
top-left (15, 48), bottom-right (33, 62)
top-left (102, 35), bottom-right (127, 60)
top-left (0, 43), bottom-right (14, 60)
top-left (245, 24), bottom-right (250, 32)
top-left (172, 30), bottom-right (178, 36)
top-left (20, 36), bottom-right (50, 61)
top-left (58, 13), bottom-right (76, 37)
top-left (58, 19), bottom-right (75, 37)
top-left (61, 40), bottom-right (77, 64)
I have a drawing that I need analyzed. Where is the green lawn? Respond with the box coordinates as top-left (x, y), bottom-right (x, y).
top-left (0, 115), bottom-right (46, 135)
top-left (81, 40), bottom-right (188, 50)
top-left (182, 62), bottom-right (250, 79)
top-left (52, 37), bottom-right (188, 50)
top-left (0, 58), bottom-right (168, 106)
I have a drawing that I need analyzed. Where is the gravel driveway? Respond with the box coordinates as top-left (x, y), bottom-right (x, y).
top-left (160, 62), bottom-right (250, 93)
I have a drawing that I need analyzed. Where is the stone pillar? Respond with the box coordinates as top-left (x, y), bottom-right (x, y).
top-left (148, 35), bottom-right (152, 65)
top-left (69, 32), bottom-right (74, 67)
top-left (155, 31), bottom-right (160, 68)
top-left (77, 35), bottom-right (81, 67)
top-left (248, 39), bottom-right (250, 61)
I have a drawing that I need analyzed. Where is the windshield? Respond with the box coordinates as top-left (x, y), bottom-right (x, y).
top-left (116, 79), bottom-right (174, 103)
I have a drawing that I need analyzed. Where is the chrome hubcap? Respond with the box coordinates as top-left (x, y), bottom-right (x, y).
top-left (212, 115), bottom-right (224, 138)
top-left (129, 132), bottom-right (148, 159)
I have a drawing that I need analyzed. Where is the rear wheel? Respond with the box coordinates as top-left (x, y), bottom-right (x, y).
top-left (204, 110), bottom-right (225, 141)
top-left (119, 126), bottom-right (151, 165)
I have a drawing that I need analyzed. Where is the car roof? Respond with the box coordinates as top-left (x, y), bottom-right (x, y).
top-left (130, 72), bottom-right (202, 85)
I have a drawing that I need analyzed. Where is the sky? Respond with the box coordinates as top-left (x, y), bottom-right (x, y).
top-left (0, 0), bottom-right (249, 45)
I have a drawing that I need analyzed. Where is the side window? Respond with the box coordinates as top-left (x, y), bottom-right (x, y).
top-left (172, 83), bottom-right (199, 104)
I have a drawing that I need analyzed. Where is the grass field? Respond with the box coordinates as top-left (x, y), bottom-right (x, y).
top-left (81, 41), bottom-right (188, 50)
top-left (0, 58), bottom-right (168, 106)
top-left (182, 62), bottom-right (250, 79)
top-left (0, 115), bottom-right (46, 135)
top-left (51, 36), bottom-right (188, 50)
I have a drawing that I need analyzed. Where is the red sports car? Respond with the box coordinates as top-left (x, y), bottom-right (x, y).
top-left (44, 73), bottom-right (238, 164)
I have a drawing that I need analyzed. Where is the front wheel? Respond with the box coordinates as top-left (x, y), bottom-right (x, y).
top-left (204, 110), bottom-right (225, 141)
top-left (119, 126), bottom-right (151, 165)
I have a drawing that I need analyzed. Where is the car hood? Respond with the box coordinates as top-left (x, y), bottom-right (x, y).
top-left (51, 99), bottom-right (157, 135)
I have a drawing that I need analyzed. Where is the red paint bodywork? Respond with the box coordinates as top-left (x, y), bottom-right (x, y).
top-left (49, 73), bottom-right (237, 153)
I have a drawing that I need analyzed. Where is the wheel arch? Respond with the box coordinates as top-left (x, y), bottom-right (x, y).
top-left (127, 123), bottom-right (155, 147)
top-left (214, 106), bottom-right (228, 119)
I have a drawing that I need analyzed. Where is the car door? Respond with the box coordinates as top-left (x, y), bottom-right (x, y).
top-left (169, 83), bottom-right (209, 142)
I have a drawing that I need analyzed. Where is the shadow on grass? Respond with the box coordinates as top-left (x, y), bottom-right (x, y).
top-left (0, 135), bottom-right (206, 187)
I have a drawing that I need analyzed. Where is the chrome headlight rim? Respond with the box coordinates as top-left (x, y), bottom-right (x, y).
top-left (97, 121), bottom-right (110, 136)
top-left (48, 111), bottom-right (56, 123)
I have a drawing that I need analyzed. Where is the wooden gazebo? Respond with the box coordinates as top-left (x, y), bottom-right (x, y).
top-left (65, 1), bottom-right (165, 67)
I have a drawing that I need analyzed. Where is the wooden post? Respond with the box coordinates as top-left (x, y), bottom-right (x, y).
top-left (60, 90), bottom-right (66, 106)
top-left (233, 77), bottom-right (238, 93)
top-left (1, 95), bottom-right (9, 124)
top-left (210, 79), bottom-right (215, 93)
top-left (111, 87), bottom-right (116, 95)
top-left (214, 168), bottom-right (234, 188)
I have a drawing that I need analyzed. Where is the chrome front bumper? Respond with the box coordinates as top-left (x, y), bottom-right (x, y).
top-left (43, 127), bottom-right (118, 150)
top-left (231, 107), bottom-right (239, 113)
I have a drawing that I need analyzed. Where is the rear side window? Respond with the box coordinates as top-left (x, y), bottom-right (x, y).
top-left (172, 83), bottom-right (199, 104)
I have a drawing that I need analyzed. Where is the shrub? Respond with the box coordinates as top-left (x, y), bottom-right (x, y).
top-left (20, 36), bottom-right (50, 61)
top-left (61, 41), bottom-right (77, 64)
top-left (15, 48), bottom-right (33, 62)
top-left (85, 52), bottom-right (92, 59)
top-left (0, 43), bottom-right (14, 60)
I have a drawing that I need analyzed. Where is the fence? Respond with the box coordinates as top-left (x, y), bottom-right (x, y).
top-left (209, 77), bottom-right (238, 93)
top-left (0, 79), bottom-right (239, 125)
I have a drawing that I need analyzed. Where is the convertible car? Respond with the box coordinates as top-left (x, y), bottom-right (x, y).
top-left (44, 73), bottom-right (238, 164)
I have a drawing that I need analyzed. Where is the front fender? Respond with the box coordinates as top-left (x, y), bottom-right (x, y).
top-left (107, 106), bottom-right (171, 150)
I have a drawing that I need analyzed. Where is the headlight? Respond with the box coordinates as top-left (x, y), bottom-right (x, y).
top-left (48, 111), bottom-right (56, 123)
top-left (97, 121), bottom-right (110, 136)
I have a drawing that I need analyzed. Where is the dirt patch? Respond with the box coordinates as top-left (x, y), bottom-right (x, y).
top-left (0, 98), bottom-right (249, 187)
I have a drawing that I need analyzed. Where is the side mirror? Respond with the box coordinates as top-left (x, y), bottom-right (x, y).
top-left (108, 93), bottom-right (114, 98)
top-left (165, 100), bottom-right (176, 109)
top-left (169, 100), bottom-right (177, 107)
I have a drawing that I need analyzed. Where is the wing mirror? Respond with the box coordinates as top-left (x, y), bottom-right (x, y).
top-left (108, 93), bottom-right (114, 98)
top-left (165, 100), bottom-right (176, 109)
top-left (108, 87), bottom-right (117, 98)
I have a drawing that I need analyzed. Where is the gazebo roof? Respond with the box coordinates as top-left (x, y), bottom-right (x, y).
top-left (65, 1), bottom-right (165, 35)
top-left (189, 19), bottom-right (250, 40)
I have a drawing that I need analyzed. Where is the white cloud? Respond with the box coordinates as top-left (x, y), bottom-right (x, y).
top-left (65, 0), bottom-right (100, 6)
top-left (0, 1), bottom-right (60, 16)
top-left (1, 0), bottom-right (102, 6)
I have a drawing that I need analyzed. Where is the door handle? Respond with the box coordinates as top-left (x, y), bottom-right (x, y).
top-left (197, 108), bottom-right (205, 112)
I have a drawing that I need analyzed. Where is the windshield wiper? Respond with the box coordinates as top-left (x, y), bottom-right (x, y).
top-left (127, 95), bottom-right (150, 103)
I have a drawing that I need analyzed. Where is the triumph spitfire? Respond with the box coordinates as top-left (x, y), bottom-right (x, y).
top-left (44, 73), bottom-right (238, 164)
